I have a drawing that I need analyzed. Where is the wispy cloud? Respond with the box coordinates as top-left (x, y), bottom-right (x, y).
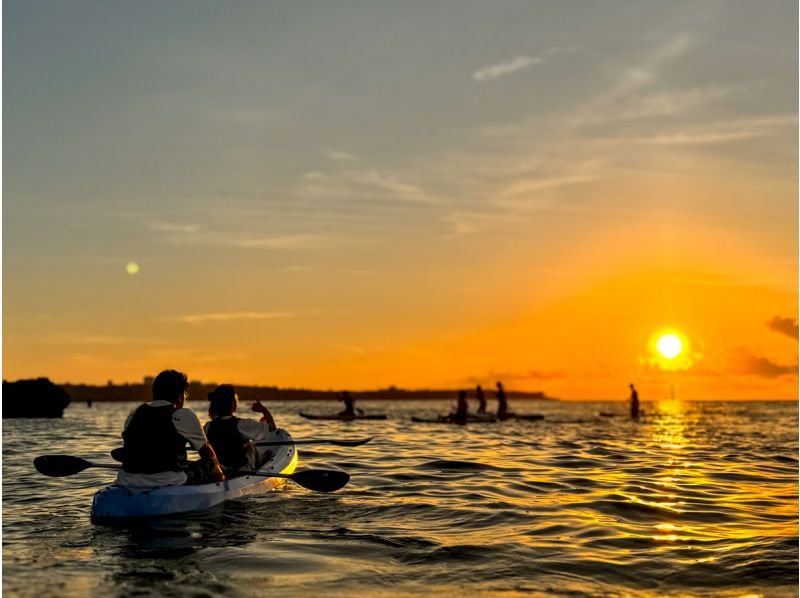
top-left (627, 130), bottom-right (764, 145)
top-left (732, 349), bottom-right (797, 378)
top-left (601, 115), bottom-right (797, 146)
top-left (767, 316), bottom-right (799, 340)
top-left (236, 234), bottom-right (328, 249)
top-left (473, 55), bottom-right (542, 82)
top-left (305, 167), bottom-right (440, 205)
top-left (166, 311), bottom-right (294, 325)
top-left (149, 221), bottom-right (200, 234)
top-left (616, 86), bottom-right (733, 120)
top-left (443, 210), bottom-right (515, 236)
top-left (39, 334), bottom-right (161, 345)
top-left (328, 150), bottom-right (356, 162)
top-left (497, 174), bottom-right (596, 199)
top-left (351, 170), bottom-right (437, 202)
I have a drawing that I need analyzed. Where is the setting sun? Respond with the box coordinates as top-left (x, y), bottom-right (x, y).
top-left (657, 333), bottom-right (683, 359)
top-left (647, 328), bottom-right (696, 372)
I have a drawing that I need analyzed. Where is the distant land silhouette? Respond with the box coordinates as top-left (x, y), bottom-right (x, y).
top-left (55, 380), bottom-right (558, 403)
top-left (3, 378), bottom-right (71, 418)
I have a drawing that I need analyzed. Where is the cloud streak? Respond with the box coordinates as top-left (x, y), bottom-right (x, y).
top-left (235, 234), bottom-right (328, 249)
top-left (473, 55), bottom-right (542, 82)
top-left (167, 312), bottom-right (293, 325)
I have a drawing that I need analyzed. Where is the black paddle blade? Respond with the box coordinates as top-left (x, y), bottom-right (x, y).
top-left (290, 469), bottom-right (350, 492)
top-left (327, 437), bottom-right (373, 447)
top-left (34, 455), bottom-right (93, 477)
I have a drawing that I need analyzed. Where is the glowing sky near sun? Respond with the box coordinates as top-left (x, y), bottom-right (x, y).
top-left (3, 1), bottom-right (797, 399)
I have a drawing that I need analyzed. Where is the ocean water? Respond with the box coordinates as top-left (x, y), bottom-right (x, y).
top-left (3, 399), bottom-right (798, 597)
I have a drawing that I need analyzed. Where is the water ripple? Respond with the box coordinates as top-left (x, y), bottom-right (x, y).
top-left (3, 399), bottom-right (798, 597)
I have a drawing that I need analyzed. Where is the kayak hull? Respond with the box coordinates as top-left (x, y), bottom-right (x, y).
top-left (299, 412), bottom-right (387, 421)
top-left (91, 428), bottom-right (297, 523)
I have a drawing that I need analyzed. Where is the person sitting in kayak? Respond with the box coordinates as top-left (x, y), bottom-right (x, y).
top-left (117, 369), bottom-right (225, 488)
top-left (338, 391), bottom-right (363, 417)
top-left (204, 384), bottom-right (278, 476)
top-left (476, 385), bottom-right (487, 414)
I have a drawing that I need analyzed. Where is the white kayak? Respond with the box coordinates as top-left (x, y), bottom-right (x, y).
top-left (91, 428), bottom-right (298, 523)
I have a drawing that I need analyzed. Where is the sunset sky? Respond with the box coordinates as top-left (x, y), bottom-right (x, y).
top-left (4, 1), bottom-right (797, 399)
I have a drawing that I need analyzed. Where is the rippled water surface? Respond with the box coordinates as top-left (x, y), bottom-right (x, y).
top-left (3, 400), bottom-right (798, 597)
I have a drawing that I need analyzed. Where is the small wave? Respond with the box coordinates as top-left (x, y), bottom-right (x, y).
top-left (418, 459), bottom-right (509, 471)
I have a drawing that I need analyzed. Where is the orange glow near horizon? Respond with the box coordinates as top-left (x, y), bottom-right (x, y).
top-left (4, 261), bottom-right (796, 401)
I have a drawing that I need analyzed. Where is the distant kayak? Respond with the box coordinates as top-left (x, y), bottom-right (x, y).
top-left (300, 412), bottom-right (388, 421)
top-left (411, 415), bottom-right (497, 425)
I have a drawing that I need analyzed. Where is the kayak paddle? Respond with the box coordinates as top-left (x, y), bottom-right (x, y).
top-left (236, 468), bottom-right (350, 492)
top-left (34, 455), bottom-right (119, 477)
top-left (254, 436), bottom-right (373, 447)
top-left (35, 455), bottom-right (350, 493)
top-left (110, 437), bottom-right (373, 461)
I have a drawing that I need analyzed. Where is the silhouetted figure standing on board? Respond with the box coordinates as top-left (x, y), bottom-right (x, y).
top-left (338, 391), bottom-right (359, 416)
top-left (476, 385), bottom-right (486, 414)
top-left (629, 383), bottom-right (640, 420)
top-left (496, 381), bottom-right (510, 418)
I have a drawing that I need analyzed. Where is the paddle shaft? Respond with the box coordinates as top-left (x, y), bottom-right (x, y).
top-left (35, 455), bottom-right (348, 492)
top-left (254, 437), bottom-right (372, 447)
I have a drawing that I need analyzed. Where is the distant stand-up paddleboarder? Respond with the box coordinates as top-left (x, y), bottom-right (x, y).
top-left (476, 385), bottom-right (486, 414)
top-left (629, 383), bottom-right (640, 419)
top-left (496, 381), bottom-right (511, 418)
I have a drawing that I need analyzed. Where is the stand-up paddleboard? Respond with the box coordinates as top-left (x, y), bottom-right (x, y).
top-left (411, 415), bottom-right (497, 424)
top-left (498, 414), bottom-right (544, 421)
top-left (299, 412), bottom-right (388, 421)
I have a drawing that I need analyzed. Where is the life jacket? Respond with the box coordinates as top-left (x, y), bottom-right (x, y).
top-left (122, 403), bottom-right (188, 473)
top-left (205, 416), bottom-right (249, 471)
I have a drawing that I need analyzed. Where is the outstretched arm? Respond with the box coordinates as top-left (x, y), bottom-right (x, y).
top-left (252, 399), bottom-right (277, 431)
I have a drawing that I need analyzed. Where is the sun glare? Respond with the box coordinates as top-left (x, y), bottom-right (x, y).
top-left (126, 262), bottom-right (140, 275)
top-left (656, 333), bottom-right (683, 359)
top-left (647, 328), bottom-right (695, 372)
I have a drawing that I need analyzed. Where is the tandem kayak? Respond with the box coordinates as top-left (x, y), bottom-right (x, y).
top-left (91, 428), bottom-right (298, 523)
top-left (299, 412), bottom-right (388, 421)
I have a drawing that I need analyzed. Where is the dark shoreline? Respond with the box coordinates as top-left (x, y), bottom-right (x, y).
top-left (60, 382), bottom-right (558, 403)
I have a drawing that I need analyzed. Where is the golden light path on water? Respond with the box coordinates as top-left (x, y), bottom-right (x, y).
top-left (3, 399), bottom-right (797, 597)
